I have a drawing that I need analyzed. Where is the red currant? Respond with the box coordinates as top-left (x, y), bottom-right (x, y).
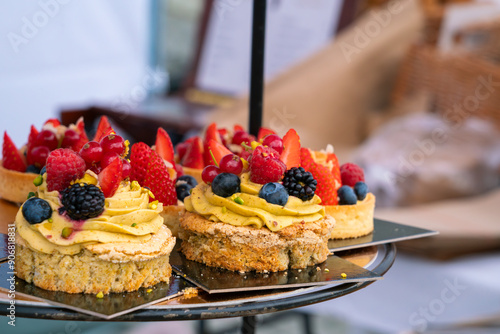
top-left (232, 131), bottom-right (255, 146)
top-left (90, 164), bottom-right (102, 175)
top-left (219, 154), bottom-right (243, 174)
top-left (79, 141), bottom-right (103, 166)
top-left (121, 159), bottom-right (131, 179)
top-left (175, 163), bottom-right (184, 177)
top-left (61, 129), bottom-right (80, 148)
top-left (201, 165), bottom-right (221, 184)
top-left (262, 134), bottom-right (283, 155)
top-left (101, 152), bottom-right (120, 169)
top-left (100, 134), bottom-right (125, 156)
top-left (36, 130), bottom-right (58, 151)
top-left (30, 146), bottom-right (50, 168)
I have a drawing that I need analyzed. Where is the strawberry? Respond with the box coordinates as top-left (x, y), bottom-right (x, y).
top-left (155, 127), bottom-right (175, 164)
top-left (280, 129), bottom-right (301, 170)
top-left (175, 142), bottom-right (190, 162)
top-left (44, 119), bottom-right (60, 127)
top-left (233, 124), bottom-right (245, 132)
top-left (300, 148), bottom-right (338, 205)
top-left (93, 116), bottom-right (113, 142)
top-left (249, 146), bottom-right (286, 184)
top-left (2, 132), bottom-right (26, 172)
top-left (143, 151), bottom-right (177, 205)
top-left (340, 163), bottom-right (365, 187)
top-left (130, 142), bottom-right (152, 184)
top-left (204, 123), bottom-right (222, 144)
top-left (174, 163), bottom-right (184, 177)
top-left (98, 157), bottom-right (123, 197)
top-left (182, 137), bottom-right (204, 169)
top-left (72, 117), bottom-right (89, 152)
top-left (326, 152), bottom-right (342, 188)
top-left (204, 139), bottom-right (231, 166)
top-left (257, 127), bottom-right (276, 141)
top-left (26, 125), bottom-right (39, 165)
top-left (46, 149), bottom-right (86, 192)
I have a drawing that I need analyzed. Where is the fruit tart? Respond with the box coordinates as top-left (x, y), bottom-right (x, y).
top-left (0, 118), bottom-right (89, 203)
top-left (179, 129), bottom-right (335, 273)
top-left (15, 139), bottom-right (175, 294)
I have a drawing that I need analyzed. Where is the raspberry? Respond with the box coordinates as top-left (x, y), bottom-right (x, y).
top-left (130, 142), bottom-right (152, 184)
top-left (46, 149), bottom-right (86, 192)
top-left (143, 151), bottom-right (177, 205)
top-left (249, 146), bottom-right (286, 184)
top-left (340, 163), bottom-right (365, 187)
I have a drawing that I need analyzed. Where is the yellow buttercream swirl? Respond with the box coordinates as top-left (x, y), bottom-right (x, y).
top-left (184, 173), bottom-right (325, 231)
top-left (16, 176), bottom-right (164, 255)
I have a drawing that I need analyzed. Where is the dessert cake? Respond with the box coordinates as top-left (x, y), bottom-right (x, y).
top-left (15, 129), bottom-right (177, 294)
top-left (179, 128), bottom-right (335, 273)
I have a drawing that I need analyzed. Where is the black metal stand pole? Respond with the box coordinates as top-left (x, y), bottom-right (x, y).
top-left (241, 315), bottom-right (257, 334)
top-left (248, 0), bottom-right (267, 137)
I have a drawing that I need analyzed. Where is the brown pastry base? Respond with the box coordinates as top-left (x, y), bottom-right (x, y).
top-left (0, 163), bottom-right (37, 203)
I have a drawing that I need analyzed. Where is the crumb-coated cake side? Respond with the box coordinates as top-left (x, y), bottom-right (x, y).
top-left (15, 225), bottom-right (175, 294)
top-left (160, 205), bottom-right (185, 238)
top-left (179, 212), bottom-right (335, 272)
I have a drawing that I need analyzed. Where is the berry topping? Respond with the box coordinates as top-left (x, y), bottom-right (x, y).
top-left (280, 129), bottom-right (301, 170)
top-left (202, 165), bottom-right (221, 184)
top-left (44, 118), bottom-right (61, 127)
top-left (72, 117), bottom-right (89, 151)
top-left (211, 173), bottom-right (241, 197)
top-left (262, 134), bottom-right (283, 155)
top-left (204, 139), bottom-right (231, 166)
top-left (26, 125), bottom-right (39, 165)
top-left (204, 123), bottom-right (222, 144)
top-left (177, 175), bottom-right (198, 188)
top-left (338, 185), bottom-right (358, 205)
top-left (121, 159), bottom-right (132, 179)
top-left (93, 116), bottom-right (113, 142)
top-left (174, 163), bottom-right (184, 177)
top-left (176, 183), bottom-right (192, 202)
top-left (182, 137), bottom-right (204, 169)
top-left (232, 130), bottom-right (255, 146)
top-left (46, 149), bottom-right (86, 192)
top-left (100, 152), bottom-right (120, 169)
top-left (100, 134), bottom-right (125, 156)
top-left (300, 148), bottom-right (338, 205)
top-left (60, 129), bottom-right (81, 150)
top-left (36, 130), bottom-right (58, 151)
top-left (155, 127), bottom-right (175, 164)
top-left (219, 154), bottom-right (243, 175)
top-left (26, 164), bottom-right (41, 174)
top-left (249, 146), bottom-right (286, 184)
top-left (257, 127), bottom-right (276, 141)
top-left (233, 124), bottom-right (245, 132)
top-left (130, 142), bottom-right (153, 184)
top-left (2, 132), bottom-right (27, 172)
top-left (98, 157), bottom-right (122, 198)
top-left (30, 146), bottom-right (50, 168)
top-left (340, 163), bottom-right (365, 187)
top-left (61, 183), bottom-right (105, 220)
top-left (79, 141), bottom-right (103, 167)
top-left (282, 167), bottom-right (317, 201)
top-left (175, 142), bottom-right (190, 162)
top-left (22, 197), bottom-right (52, 224)
top-left (258, 182), bottom-right (289, 206)
top-left (142, 151), bottom-right (177, 205)
top-left (40, 166), bottom-right (46, 175)
top-left (354, 181), bottom-right (368, 201)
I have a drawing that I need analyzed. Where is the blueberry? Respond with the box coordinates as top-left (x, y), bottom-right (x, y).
top-left (40, 166), bottom-right (47, 175)
top-left (176, 183), bottom-right (192, 202)
top-left (337, 186), bottom-right (357, 205)
top-left (26, 164), bottom-right (41, 174)
top-left (259, 182), bottom-right (289, 206)
top-left (354, 182), bottom-right (368, 201)
top-left (22, 197), bottom-right (52, 224)
top-left (177, 175), bottom-right (198, 188)
top-left (211, 173), bottom-right (240, 197)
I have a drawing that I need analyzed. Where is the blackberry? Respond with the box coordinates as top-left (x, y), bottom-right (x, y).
top-left (61, 183), bottom-right (105, 220)
top-left (282, 167), bottom-right (317, 201)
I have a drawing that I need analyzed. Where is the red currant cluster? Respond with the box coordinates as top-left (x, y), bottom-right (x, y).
top-left (79, 134), bottom-right (131, 177)
top-left (201, 153), bottom-right (244, 184)
top-left (27, 129), bottom-right (80, 169)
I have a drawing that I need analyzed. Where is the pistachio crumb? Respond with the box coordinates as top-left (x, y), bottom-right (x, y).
top-left (341, 273), bottom-right (347, 279)
top-left (96, 292), bottom-right (104, 299)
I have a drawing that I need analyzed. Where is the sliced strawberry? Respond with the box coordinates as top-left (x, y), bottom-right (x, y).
top-left (98, 157), bottom-right (123, 197)
top-left (280, 129), bottom-right (301, 169)
top-left (326, 152), bottom-right (342, 188)
top-left (2, 132), bottom-right (26, 172)
top-left (182, 137), bottom-right (204, 169)
top-left (72, 117), bottom-right (89, 152)
top-left (257, 127), bottom-right (276, 141)
top-left (129, 142), bottom-right (152, 185)
top-left (204, 123), bottom-right (222, 144)
top-left (175, 142), bottom-right (190, 162)
top-left (174, 163), bottom-right (184, 177)
top-left (300, 148), bottom-right (337, 205)
top-left (155, 127), bottom-right (175, 164)
top-left (44, 119), bottom-right (60, 127)
top-left (143, 151), bottom-right (177, 205)
top-left (233, 124), bottom-right (245, 132)
top-left (204, 139), bottom-right (232, 166)
top-left (93, 116), bottom-right (113, 142)
top-left (26, 125), bottom-right (39, 165)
